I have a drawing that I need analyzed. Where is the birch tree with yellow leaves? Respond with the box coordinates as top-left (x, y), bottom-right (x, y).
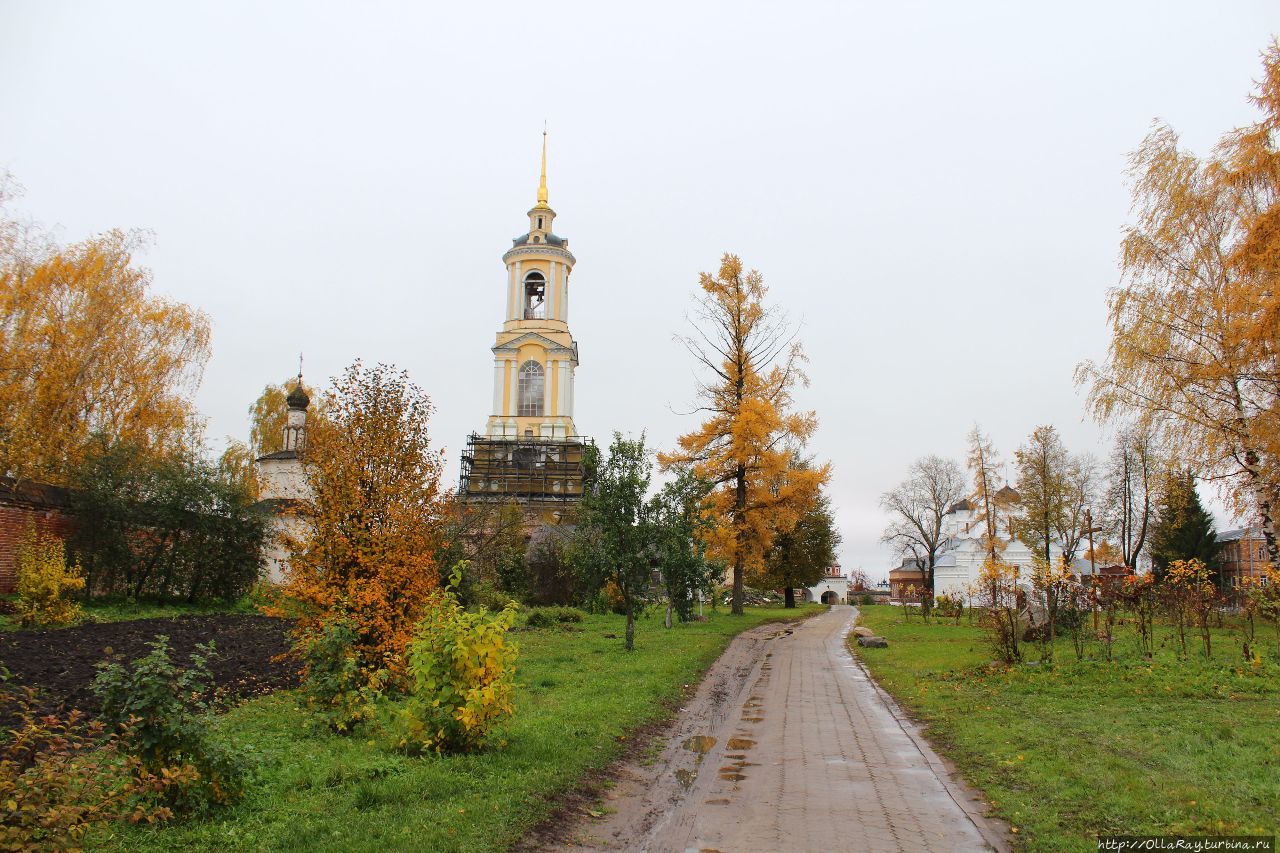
top-left (1078, 43), bottom-right (1280, 563)
top-left (660, 254), bottom-right (828, 615)
top-left (0, 177), bottom-right (210, 482)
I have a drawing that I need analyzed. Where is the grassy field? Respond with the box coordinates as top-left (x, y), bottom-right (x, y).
top-left (0, 596), bottom-right (256, 631)
top-left (853, 605), bottom-right (1280, 851)
top-left (88, 604), bottom-right (820, 852)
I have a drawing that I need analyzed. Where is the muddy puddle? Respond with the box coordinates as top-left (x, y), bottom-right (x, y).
top-left (682, 735), bottom-right (716, 754)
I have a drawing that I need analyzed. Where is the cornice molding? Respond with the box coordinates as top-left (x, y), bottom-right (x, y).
top-left (492, 331), bottom-right (578, 362)
top-left (501, 245), bottom-right (577, 266)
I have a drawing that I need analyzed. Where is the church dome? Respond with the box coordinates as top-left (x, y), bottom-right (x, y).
top-left (286, 382), bottom-right (310, 410)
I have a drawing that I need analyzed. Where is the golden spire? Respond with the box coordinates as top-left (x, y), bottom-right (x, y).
top-left (535, 126), bottom-right (550, 209)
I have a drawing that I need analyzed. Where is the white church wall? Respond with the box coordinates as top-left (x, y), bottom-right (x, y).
top-left (258, 458), bottom-right (309, 501)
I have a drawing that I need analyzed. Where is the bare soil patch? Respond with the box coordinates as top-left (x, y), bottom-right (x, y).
top-left (0, 614), bottom-right (296, 718)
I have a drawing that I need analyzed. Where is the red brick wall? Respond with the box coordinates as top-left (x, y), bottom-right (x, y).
top-left (0, 501), bottom-right (77, 594)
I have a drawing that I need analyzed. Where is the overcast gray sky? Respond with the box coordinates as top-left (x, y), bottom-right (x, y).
top-left (2, 1), bottom-right (1276, 577)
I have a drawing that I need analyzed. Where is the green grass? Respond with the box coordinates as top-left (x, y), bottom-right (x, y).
top-left (0, 596), bottom-right (256, 631)
top-left (853, 605), bottom-right (1280, 851)
top-left (88, 604), bottom-right (821, 852)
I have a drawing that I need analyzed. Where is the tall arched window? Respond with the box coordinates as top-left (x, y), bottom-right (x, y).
top-left (523, 271), bottom-right (546, 319)
top-left (518, 360), bottom-right (544, 417)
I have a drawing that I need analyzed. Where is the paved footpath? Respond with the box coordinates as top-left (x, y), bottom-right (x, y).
top-left (559, 605), bottom-right (1006, 853)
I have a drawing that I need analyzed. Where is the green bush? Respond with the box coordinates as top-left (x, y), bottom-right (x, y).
top-left (394, 570), bottom-right (519, 754)
top-left (859, 593), bottom-right (875, 606)
top-left (471, 580), bottom-right (522, 613)
top-left (69, 439), bottom-right (265, 603)
top-left (91, 637), bottom-right (247, 811)
top-left (934, 594), bottom-right (964, 619)
top-left (524, 606), bottom-right (586, 629)
top-left (292, 614), bottom-right (386, 733)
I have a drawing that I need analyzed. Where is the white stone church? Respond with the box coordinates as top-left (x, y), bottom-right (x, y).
top-left (930, 490), bottom-right (1073, 599)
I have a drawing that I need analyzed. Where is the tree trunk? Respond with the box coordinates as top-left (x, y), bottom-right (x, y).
top-left (732, 463), bottom-right (747, 615)
top-left (784, 586), bottom-right (795, 609)
top-left (625, 604), bottom-right (635, 651)
top-left (665, 603), bottom-right (672, 628)
top-left (1242, 450), bottom-right (1279, 564)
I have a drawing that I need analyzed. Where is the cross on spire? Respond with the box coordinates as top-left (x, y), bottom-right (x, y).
top-left (536, 126), bottom-right (550, 209)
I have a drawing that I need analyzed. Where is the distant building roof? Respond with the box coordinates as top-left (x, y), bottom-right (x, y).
top-left (994, 485), bottom-right (1020, 503)
top-left (948, 498), bottom-right (974, 513)
top-left (1217, 526), bottom-right (1262, 543)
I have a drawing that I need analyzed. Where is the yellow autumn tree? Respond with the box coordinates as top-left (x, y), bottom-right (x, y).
top-left (1077, 43), bottom-right (1280, 563)
top-left (0, 177), bottom-right (210, 483)
top-left (279, 361), bottom-right (448, 684)
top-left (659, 254), bottom-right (828, 615)
top-left (966, 425), bottom-right (1005, 562)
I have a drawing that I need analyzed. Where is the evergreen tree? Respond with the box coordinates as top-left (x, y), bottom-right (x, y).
top-left (1150, 473), bottom-right (1221, 582)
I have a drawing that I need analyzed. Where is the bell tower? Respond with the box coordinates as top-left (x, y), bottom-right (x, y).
top-left (460, 133), bottom-right (589, 520)
top-left (485, 130), bottom-right (579, 440)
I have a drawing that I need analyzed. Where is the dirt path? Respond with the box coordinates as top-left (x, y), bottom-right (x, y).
top-left (554, 605), bottom-right (1006, 853)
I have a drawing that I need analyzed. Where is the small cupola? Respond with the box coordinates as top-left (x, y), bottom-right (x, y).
top-left (283, 371), bottom-right (309, 453)
top-left (286, 380), bottom-right (310, 411)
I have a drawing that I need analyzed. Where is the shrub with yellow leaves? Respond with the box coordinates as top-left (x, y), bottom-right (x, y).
top-left (15, 526), bottom-right (84, 628)
top-left (394, 565), bottom-right (518, 754)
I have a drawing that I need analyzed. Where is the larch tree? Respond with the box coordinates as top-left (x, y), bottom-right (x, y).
top-left (1078, 44), bottom-right (1280, 562)
top-left (279, 361), bottom-right (447, 685)
top-left (966, 426), bottom-right (1005, 561)
top-left (660, 254), bottom-right (828, 615)
top-left (879, 454), bottom-right (967, 596)
top-left (0, 182), bottom-right (211, 483)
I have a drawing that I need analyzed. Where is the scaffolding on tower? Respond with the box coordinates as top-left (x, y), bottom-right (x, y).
top-left (458, 433), bottom-right (592, 513)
